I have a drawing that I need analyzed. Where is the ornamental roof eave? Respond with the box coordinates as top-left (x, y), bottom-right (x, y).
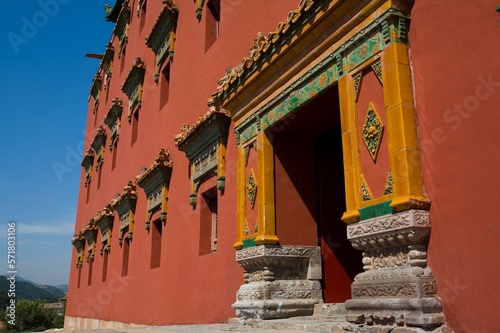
top-left (112, 3), bottom-right (131, 37)
top-left (81, 148), bottom-right (96, 168)
top-left (174, 108), bottom-right (231, 149)
top-left (136, 148), bottom-right (173, 192)
top-left (111, 180), bottom-right (138, 215)
top-left (145, 0), bottom-right (179, 51)
top-left (90, 125), bottom-right (107, 151)
top-left (95, 204), bottom-right (115, 230)
top-left (211, 0), bottom-right (317, 106)
top-left (121, 57), bottom-right (146, 94)
top-left (104, 98), bottom-right (124, 128)
top-left (105, 0), bottom-right (126, 23)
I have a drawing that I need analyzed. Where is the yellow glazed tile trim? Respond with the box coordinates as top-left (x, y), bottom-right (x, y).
top-left (382, 43), bottom-right (429, 210)
top-left (339, 75), bottom-right (361, 223)
top-left (255, 131), bottom-right (279, 245)
top-left (233, 146), bottom-right (246, 249)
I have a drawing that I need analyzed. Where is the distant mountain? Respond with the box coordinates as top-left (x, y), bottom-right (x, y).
top-left (0, 276), bottom-right (66, 306)
top-left (55, 284), bottom-right (68, 292)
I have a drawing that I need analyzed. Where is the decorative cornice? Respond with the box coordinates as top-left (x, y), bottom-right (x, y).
top-left (212, 0), bottom-right (316, 103)
top-left (121, 57), bottom-right (146, 92)
top-left (81, 148), bottom-right (95, 169)
top-left (174, 108), bottom-right (231, 148)
top-left (145, 0), bottom-right (179, 48)
top-left (104, 98), bottom-right (123, 128)
top-left (136, 148), bottom-right (173, 185)
top-left (111, 180), bottom-right (138, 212)
top-left (105, 0), bottom-right (126, 23)
top-left (121, 57), bottom-right (146, 118)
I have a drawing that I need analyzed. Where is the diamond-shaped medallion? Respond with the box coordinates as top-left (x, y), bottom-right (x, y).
top-left (362, 102), bottom-right (384, 161)
top-left (246, 169), bottom-right (257, 208)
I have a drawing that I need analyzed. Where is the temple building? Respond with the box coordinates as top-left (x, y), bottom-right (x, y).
top-left (66, 0), bottom-right (500, 332)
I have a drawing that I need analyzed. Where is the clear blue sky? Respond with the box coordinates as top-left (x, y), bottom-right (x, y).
top-left (0, 1), bottom-right (113, 286)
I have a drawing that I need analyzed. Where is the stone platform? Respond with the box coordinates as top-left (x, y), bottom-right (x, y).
top-left (56, 304), bottom-right (453, 333)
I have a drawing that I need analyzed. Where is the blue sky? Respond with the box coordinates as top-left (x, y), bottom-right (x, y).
top-left (0, 1), bottom-right (113, 286)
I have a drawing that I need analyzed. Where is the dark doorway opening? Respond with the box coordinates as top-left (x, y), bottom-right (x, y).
top-left (271, 85), bottom-right (363, 303)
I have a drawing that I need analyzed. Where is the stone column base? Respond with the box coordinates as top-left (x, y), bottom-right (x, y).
top-left (232, 245), bottom-right (322, 320)
top-left (345, 210), bottom-right (445, 328)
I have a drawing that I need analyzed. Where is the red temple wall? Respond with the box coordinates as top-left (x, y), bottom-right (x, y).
top-left (411, 1), bottom-right (500, 332)
top-left (68, 0), bottom-right (299, 326)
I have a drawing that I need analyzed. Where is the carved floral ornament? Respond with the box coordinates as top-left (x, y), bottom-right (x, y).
top-left (212, 0), bottom-right (315, 101)
top-left (136, 148), bottom-right (173, 230)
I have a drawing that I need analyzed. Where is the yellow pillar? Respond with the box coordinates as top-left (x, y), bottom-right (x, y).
top-left (217, 137), bottom-right (226, 182)
top-left (233, 145), bottom-right (246, 249)
top-left (161, 183), bottom-right (168, 222)
top-left (339, 75), bottom-right (361, 224)
top-left (255, 131), bottom-right (279, 245)
top-left (383, 42), bottom-right (429, 211)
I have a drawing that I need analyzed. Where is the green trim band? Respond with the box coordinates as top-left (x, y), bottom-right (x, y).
top-left (359, 201), bottom-right (393, 220)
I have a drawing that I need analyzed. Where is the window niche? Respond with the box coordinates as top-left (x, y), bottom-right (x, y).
top-left (95, 204), bottom-right (115, 255)
top-left (205, 0), bottom-right (220, 51)
top-left (90, 125), bottom-right (107, 172)
top-left (111, 180), bottom-right (138, 246)
top-left (174, 103), bottom-right (231, 207)
top-left (82, 219), bottom-right (98, 263)
top-left (71, 232), bottom-right (86, 268)
top-left (81, 148), bottom-right (95, 188)
top-left (104, 98), bottom-right (123, 151)
top-left (121, 57), bottom-right (146, 123)
top-left (136, 148), bottom-right (173, 231)
top-left (101, 43), bottom-right (115, 89)
top-left (137, 0), bottom-right (147, 31)
top-left (194, 0), bottom-right (205, 20)
top-left (111, 2), bottom-right (131, 58)
top-left (145, 0), bottom-right (178, 83)
top-left (89, 73), bottom-right (102, 114)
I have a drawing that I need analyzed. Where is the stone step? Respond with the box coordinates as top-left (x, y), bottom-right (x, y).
top-left (313, 303), bottom-right (347, 318)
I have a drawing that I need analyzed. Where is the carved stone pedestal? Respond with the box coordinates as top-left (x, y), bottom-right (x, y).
top-left (233, 245), bottom-right (323, 320)
top-left (345, 210), bottom-right (444, 328)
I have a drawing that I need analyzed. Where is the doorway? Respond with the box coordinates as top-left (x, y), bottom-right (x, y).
top-left (271, 85), bottom-right (363, 303)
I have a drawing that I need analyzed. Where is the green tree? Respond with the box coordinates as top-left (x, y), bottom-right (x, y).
top-left (2, 299), bottom-right (63, 332)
